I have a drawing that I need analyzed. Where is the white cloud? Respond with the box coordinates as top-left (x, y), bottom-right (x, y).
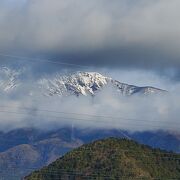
top-left (0, 69), bottom-right (180, 132)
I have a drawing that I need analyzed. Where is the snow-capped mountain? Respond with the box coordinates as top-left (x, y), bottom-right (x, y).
top-left (38, 72), bottom-right (109, 96)
top-left (38, 71), bottom-right (165, 97)
top-left (0, 67), bottom-right (165, 96)
top-left (0, 67), bottom-right (21, 92)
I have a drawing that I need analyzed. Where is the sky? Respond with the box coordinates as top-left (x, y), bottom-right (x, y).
top-left (0, 0), bottom-right (180, 81)
top-left (0, 0), bottom-right (180, 132)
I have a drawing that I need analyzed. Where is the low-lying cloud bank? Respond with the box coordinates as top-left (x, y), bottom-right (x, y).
top-left (0, 81), bottom-right (180, 133)
top-left (0, 1), bottom-right (179, 132)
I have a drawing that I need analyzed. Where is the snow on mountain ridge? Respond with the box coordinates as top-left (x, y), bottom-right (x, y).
top-left (0, 67), bottom-right (21, 92)
top-left (0, 67), bottom-right (165, 96)
top-left (38, 72), bottom-right (110, 96)
top-left (38, 71), bottom-right (165, 97)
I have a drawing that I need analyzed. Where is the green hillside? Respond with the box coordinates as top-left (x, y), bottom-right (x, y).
top-left (25, 138), bottom-right (180, 180)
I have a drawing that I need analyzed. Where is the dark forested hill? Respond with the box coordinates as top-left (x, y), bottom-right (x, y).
top-left (25, 138), bottom-right (180, 180)
top-left (0, 128), bottom-right (179, 179)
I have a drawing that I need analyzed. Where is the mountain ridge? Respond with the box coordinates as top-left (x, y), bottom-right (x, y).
top-left (38, 71), bottom-right (166, 96)
top-left (0, 67), bottom-right (166, 97)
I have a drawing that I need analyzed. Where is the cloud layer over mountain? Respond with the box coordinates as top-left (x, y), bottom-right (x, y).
top-left (0, 84), bottom-right (180, 132)
top-left (0, 68), bottom-right (179, 133)
top-left (0, 1), bottom-right (179, 133)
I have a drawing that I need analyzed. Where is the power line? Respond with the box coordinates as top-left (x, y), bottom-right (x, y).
top-left (1, 170), bottom-right (178, 180)
top-left (0, 53), bottom-right (89, 68)
top-left (0, 109), bottom-right (179, 130)
top-left (0, 104), bottom-right (178, 125)
top-left (2, 158), bottom-right (180, 172)
top-left (0, 167), bottom-right (179, 180)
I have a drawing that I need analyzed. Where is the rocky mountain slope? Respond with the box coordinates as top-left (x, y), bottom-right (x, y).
top-left (25, 138), bottom-right (180, 180)
top-left (0, 67), bottom-right (165, 97)
top-left (38, 71), bottom-right (165, 97)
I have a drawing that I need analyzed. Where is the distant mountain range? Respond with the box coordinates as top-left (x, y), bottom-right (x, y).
top-left (0, 67), bottom-right (165, 96)
top-left (25, 137), bottom-right (180, 180)
top-left (0, 67), bottom-right (175, 179)
top-left (0, 128), bottom-right (179, 179)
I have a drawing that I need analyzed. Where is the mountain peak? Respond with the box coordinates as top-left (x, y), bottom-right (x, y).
top-left (0, 67), bottom-right (165, 97)
top-left (39, 71), bottom-right (110, 96)
top-left (38, 71), bottom-right (165, 97)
